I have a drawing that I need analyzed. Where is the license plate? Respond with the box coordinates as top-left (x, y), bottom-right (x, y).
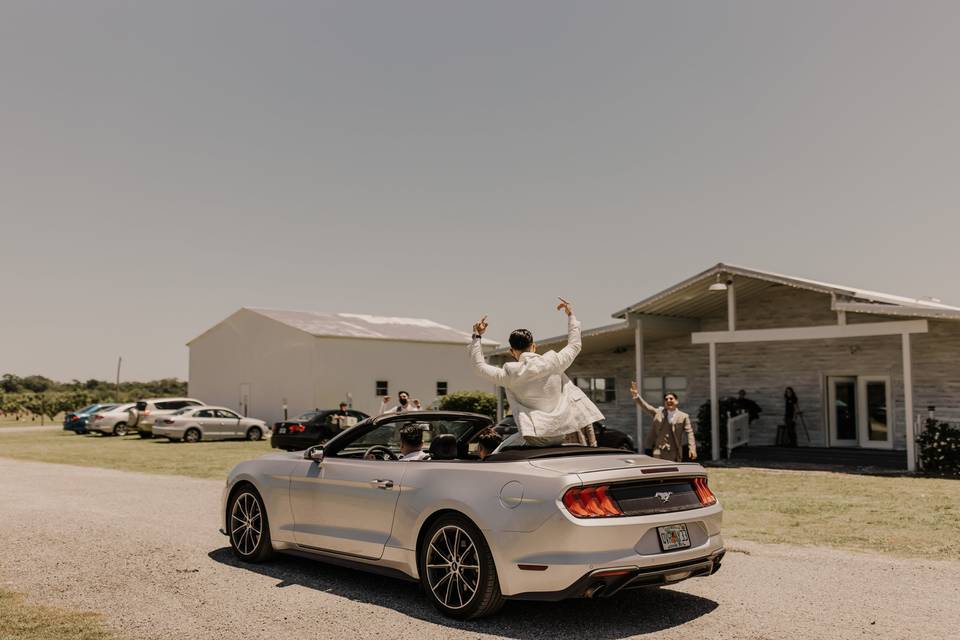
top-left (657, 524), bottom-right (691, 551)
top-left (278, 427), bottom-right (287, 434)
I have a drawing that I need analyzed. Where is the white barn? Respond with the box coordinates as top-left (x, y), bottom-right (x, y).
top-left (187, 308), bottom-right (497, 424)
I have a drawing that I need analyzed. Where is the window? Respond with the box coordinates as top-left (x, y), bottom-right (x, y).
top-left (643, 376), bottom-right (688, 403)
top-left (436, 381), bottom-right (448, 396)
top-left (574, 377), bottom-right (616, 403)
top-left (216, 410), bottom-right (240, 419)
top-left (375, 381), bottom-right (389, 396)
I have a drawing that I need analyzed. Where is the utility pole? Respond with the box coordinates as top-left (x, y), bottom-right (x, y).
top-left (116, 356), bottom-right (122, 401)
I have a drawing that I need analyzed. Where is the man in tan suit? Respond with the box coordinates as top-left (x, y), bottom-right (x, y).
top-left (630, 381), bottom-right (697, 462)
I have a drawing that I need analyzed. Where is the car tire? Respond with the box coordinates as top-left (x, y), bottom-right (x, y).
top-left (183, 428), bottom-right (201, 443)
top-left (228, 486), bottom-right (274, 562)
top-left (113, 423), bottom-right (128, 437)
top-left (246, 426), bottom-right (262, 441)
top-left (418, 513), bottom-right (504, 620)
top-left (138, 430), bottom-right (154, 439)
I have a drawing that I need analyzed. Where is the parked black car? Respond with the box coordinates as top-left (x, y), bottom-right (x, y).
top-left (494, 415), bottom-right (637, 451)
top-left (271, 409), bottom-right (370, 451)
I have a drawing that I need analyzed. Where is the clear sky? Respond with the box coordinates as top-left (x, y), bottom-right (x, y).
top-left (2, 1), bottom-right (959, 381)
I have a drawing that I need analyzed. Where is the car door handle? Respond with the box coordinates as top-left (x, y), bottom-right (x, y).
top-left (370, 479), bottom-right (394, 489)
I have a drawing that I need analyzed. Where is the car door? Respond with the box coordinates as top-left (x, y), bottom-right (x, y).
top-left (193, 409), bottom-right (218, 437)
top-left (216, 409), bottom-right (243, 437)
top-left (288, 456), bottom-right (407, 559)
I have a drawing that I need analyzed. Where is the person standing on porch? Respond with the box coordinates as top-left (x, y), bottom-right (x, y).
top-left (783, 386), bottom-right (800, 447)
top-left (630, 382), bottom-right (697, 461)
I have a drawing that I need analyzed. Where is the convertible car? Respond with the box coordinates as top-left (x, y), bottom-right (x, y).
top-left (220, 411), bottom-right (724, 619)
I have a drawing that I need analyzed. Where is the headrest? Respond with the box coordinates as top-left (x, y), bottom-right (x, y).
top-left (428, 433), bottom-right (458, 460)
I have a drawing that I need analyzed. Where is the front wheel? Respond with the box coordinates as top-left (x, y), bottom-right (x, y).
top-left (419, 514), bottom-right (504, 620)
top-left (246, 426), bottom-right (262, 441)
top-left (228, 487), bottom-right (273, 562)
top-left (113, 423), bottom-right (128, 437)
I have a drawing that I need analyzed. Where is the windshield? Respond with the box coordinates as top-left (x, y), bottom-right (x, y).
top-left (77, 404), bottom-right (99, 414)
top-left (294, 411), bottom-right (321, 421)
top-left (339, 419), bottom-right (480, 455)
top-left (171, 407), bottom-right (194, 416)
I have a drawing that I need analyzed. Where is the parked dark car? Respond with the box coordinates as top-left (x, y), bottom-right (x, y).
top-left (494, 415), bottom-right (637, 451)
top-left (271, 409), bottom-right (370, 451)
top-left (63, 403), bottom-right (118, 433)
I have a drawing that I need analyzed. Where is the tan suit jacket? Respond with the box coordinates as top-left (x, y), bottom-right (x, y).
top-left (636, 397), bottom-right (697, 462)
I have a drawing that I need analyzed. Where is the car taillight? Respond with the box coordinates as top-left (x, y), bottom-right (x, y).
top-left (692, 477), bottom-right (717, 506)
top-left (272, 423), bottom-right (279, 434)
top-left (142, 410), bottom-right (150, 416)
top-left (562, 485), bottom-right (623, 518)
top-left (290, 424), bottom-right (305, 433)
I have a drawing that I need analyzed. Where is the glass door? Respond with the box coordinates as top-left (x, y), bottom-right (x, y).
top-left (857, 376), bottom-right (893, 449)
top-left (828, 377), bottom-right (858, 447)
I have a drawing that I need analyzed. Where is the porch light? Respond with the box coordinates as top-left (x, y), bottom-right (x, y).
top-left (708, 274), bottom-right (728, 292)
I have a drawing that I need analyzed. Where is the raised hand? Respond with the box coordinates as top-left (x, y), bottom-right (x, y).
top-left (629, 381), bottom-right (640, 400)
top-left (382, 396), bottom-right (391, 404)
top-left (556, 297), bottom-right (573, 316)
top-left (473, 315), bottom-right (489, 336)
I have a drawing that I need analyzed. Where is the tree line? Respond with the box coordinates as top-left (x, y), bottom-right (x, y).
top-left (0, 373), bottom-right (187, 420)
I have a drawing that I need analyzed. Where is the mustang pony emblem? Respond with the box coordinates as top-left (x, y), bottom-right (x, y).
top-left (654, 491), bottom-right (673, 503)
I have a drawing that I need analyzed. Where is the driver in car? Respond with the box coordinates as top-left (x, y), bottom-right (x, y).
top-left (365, 424), bottom-right (428, 461)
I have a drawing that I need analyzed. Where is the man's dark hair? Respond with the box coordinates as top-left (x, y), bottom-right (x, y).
top-left (477, 429), bottom-right (503, 454)
top-left (399, 424), bottom-right (423, 446)
top-left (398, 390), bottom-right (409, 397)
top-left (339, 402), bottom-right (347, 407)
top-left (509, 329), bottom-right (534, 351)
top-left (664, 392), bottom-right (678, 402)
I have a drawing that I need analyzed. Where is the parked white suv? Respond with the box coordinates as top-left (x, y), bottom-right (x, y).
top-left (87, 403), bottom-right (138, 436)
top-left (128, 398), bottom-right (204, 438)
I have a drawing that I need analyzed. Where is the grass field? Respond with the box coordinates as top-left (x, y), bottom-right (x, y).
top-left (0, 414), bottom-right (64, 428)
top-left (0, 589), bottom-right (117, 640)
top-left (0, 429), bottom-right (273, 479)
top-left (1, 430), bottom-right (958, 560)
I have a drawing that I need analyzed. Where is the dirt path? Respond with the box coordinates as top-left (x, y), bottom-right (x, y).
top-left (1, 457), bottom-right (957, 640)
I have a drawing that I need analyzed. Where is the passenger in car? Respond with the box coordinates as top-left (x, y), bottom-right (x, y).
top-left (398, 424), bottom-right (428, 460)
top-left (469, 297), bottom-right (604, 448)
top-left (476, 430), bottom-right (504, 460)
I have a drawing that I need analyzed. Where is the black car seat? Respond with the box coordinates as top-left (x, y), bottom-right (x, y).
top-left (428, 433), bottom-right (458, 460)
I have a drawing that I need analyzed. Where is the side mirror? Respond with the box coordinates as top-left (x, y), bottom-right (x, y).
top-left (304, 445), bottom-right (324, 463)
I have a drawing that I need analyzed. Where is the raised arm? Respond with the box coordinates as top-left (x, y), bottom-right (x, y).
top-left (683, 415), bottom-right (698, 460)
top-left (630, 381), bottom-right (658, 417)
top-left (468, 316), bottom-right (507, 385)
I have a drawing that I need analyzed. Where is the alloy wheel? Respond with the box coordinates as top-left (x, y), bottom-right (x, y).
top-left (230, 492), bottom-right (263, 556)
top-left (425, 525), bottom-right (481, 610)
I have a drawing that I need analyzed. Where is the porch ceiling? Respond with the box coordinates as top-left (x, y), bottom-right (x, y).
top-left (634, 277), bottom-right (775, 319)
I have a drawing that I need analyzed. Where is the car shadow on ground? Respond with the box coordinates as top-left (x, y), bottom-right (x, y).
top-left (208, 547), bottom-right (717, 639)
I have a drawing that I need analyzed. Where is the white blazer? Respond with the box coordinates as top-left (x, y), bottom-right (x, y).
top-left (469, 315), bottom-right (604, 438)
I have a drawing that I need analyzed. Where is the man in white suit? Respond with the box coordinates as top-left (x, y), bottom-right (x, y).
top-left (469, 298), bottom-right (603, 447)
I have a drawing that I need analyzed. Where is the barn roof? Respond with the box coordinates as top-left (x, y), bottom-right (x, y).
top-left (231, 308), bottom-right (499, 345)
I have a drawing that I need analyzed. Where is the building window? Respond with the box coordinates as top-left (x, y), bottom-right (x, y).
top-left (375, 381), bottom-right (388, 396)
top-left (643, 376), bottom-right (688, 403)
top-left (574, 377), bottom-right (616, 403)
top-left (436, 381), bottom-right (448, 396)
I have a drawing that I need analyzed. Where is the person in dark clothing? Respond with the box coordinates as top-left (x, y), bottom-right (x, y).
top-left (783, 387), bottom-right (800, 447)
top-left (734, 389), bottom-right (763, 422)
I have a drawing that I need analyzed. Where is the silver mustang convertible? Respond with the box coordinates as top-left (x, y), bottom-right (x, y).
top-left (220, 411), bottom-right (725, 619)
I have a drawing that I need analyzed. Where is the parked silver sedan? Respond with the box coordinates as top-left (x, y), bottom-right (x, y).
top-left (220, 411), bottom-right (724, 620)
top-left (154, 406), bottom-right (268, 443)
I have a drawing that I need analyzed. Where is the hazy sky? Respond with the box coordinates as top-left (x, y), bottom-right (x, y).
top-left (2, 1), bottom-right (959, 381)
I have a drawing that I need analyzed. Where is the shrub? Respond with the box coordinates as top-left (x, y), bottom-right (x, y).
top-left (917, 419), bottom-right (960, 477)
top-left (438, 391), bottom-right (498, 419)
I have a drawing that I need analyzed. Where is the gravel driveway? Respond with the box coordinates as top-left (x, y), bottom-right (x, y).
top-left (1, 457), bottom-right (957, 640)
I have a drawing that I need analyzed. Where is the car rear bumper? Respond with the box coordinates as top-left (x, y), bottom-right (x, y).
top-left (487, 502), bottom-right (724, 598)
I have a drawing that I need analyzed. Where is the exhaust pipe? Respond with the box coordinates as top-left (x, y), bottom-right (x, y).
top-left (583, 582), bottom-right (606, 598)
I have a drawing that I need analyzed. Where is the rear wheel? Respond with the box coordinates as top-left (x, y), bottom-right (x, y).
top-left (138, 429), bottom-right (153, 439)
top-left (228, 487), bottom-right (273, 562)
top-left (184, 428), bottom-right (201, 443)
top-left (112, 423), bottom-right (128, 437)
top-left (246, 426), bottom-right (262, 441)
top-left (419, 514), bottom-right (504, 620)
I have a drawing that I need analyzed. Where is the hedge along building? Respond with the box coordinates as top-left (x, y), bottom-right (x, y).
top-left (188, 308), bottom-right (498, 424)
top-left (488, 264), bottom-right (960, 471)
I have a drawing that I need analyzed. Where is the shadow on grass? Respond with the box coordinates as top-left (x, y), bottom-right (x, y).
top-left (208, 547), bottom-right (717, 639)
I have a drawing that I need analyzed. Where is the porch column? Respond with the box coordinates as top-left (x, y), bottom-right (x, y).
top-left (709, 341), bottom-right (719, 461)
top-left (634, 316), bottom-right (644, 446)
top-left (902, 332), bottom-right (916, 472)
top-left (727, 279), bottom-right (736, 331)
top-left (495, 384), bottom-right (503, 422)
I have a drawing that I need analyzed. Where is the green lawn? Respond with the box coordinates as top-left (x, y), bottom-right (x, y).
top-left (0, 414), bottom-right (64, 427)
top-left (0, 429), bottom-right (273, 479)
top-left (1, 430), bottom-right (958, 560)
top-left (708, 467), bottom-right (960, 560)
top-left (0, 589), bottom-right (117, 640)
